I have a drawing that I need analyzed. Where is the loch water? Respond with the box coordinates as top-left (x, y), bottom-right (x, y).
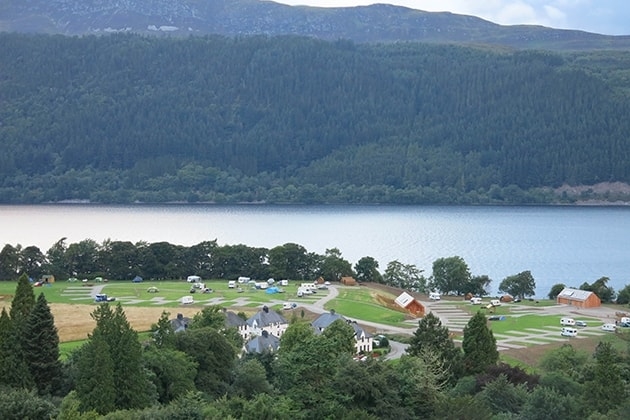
top-left (1, 204), bottom-right (628, 297)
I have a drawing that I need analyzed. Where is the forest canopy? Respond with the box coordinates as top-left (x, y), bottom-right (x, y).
top-left (2, 33), bottom-right (630, 204)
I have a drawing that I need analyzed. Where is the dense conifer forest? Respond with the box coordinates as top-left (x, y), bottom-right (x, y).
top-left (2, 33), bottom-right (630, 204)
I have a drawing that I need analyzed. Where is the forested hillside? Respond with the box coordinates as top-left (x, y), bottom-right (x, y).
top-left (2, 33), bottom-right (630, 204)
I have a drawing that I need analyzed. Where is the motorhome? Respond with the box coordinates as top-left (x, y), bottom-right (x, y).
top-left (560, 317), bottom-right (575, 326)
top-left (561, 327), bottom-right (578, 337)
top-left (180, 296), bottom-right (194, 304)
top-left (429, 292), bottom-right (441, 301)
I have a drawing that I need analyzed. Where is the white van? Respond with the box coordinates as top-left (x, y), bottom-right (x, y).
top-left (601, 323), bottom-right (617, 332)
top-left (561, 327), bottom-right (578, 337)
top-left (187, 275), bottom-right (201, 283)
top-left (429, 292), bottom-right (441, 301)
top-left (470, 297), bottom-right (482, 305)
top-left (560, 317), bottom-right (575, 326)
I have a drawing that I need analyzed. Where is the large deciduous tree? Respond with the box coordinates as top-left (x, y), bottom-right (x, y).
top-left (462, 311), bottom-right (498, 375)
top-left (548, 283), bottom-right (566, 300)
top-left (19, 245), bottom-right (48, 280)
top-left (580, 276), bottom-right (615, 303)
top-left (268, 243), bottom-right (311, 280)
top-left (498, 270), bottom-right (536, 300)
top-left (0, 244), bottom-right (20, 280)
top-left (430, 256), bottom-right (471, 296)
top-left (46, 237), bottom-right (69, 281)
top-left (319, 248), bottom-right (353, 282)
top-left (174, 327), bottom-right (236, 398)
top-left (383, 260), bottom-right (425, 291)
top-left (354, 256), bottom-right (383, 283)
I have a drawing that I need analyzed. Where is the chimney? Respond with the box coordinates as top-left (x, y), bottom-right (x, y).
top-left (263, 305), bottom-right (269, 313)
top-left (177, 313), bottom-right (183, 320)
top-left (262, 330), bottom-right (268, 338)
top-left (330, 309), bottom-right (335, 315)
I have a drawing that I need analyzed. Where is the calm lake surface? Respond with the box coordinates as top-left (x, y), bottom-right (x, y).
top-left (1, 204), bottom-right (629, 297)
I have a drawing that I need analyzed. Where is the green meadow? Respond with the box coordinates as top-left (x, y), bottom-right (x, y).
top-left (0, 279), bottom-right (320, 308)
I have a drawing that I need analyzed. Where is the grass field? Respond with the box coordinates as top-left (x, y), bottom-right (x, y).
top-left (325, 288), bottom-right (409, 326)
top-left (3, 279), bottom-right (629, 368)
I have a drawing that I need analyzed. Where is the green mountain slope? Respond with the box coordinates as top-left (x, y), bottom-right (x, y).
top-left (2, 0), bottom-right (630, 51)
top-left (1, 33), bottom-right (630, 204)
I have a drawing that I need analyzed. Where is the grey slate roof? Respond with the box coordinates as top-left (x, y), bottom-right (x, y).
top-left (246, 331), bottom-right (280, 353)
top-left (224, 310), bottom-right (247, 328)
top-left (170, 313), bottom-right (191, 333)
top-left (311, 310), bottom-right (372, 338)
top-left (246, 306), bottom-right (288, 328)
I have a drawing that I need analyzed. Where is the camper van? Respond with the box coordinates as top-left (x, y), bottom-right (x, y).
top-left (187, 275), bottom-right (201, 283)
top-left (180, 296), bottom-right (194, 305)
top-left (470, 297), bottom-right (482, 305)
top-left (429, 292), bottom-right (441, 301)
top-left (560, 318), bottom-right (575, 326)
top-left (561, 327), bottom-right (578, 337)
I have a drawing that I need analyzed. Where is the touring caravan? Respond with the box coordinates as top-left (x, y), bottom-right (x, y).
top-left (180, 296), bottom-right (194, 305)
top-left (470, 297), bottom-right (482, 305)
top-left (560, 317), bottom-right (575, 326)
top-left (429, 292), bottom-right (441, 301)
top-left (228, 280), bottom-right (236, 288)
top-left (561, 327), bottom-right (578, 337)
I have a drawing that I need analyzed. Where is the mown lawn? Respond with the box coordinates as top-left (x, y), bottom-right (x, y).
top-left (324, 287), bottom-right (409, 326)
top-left (1, 279), bottom-right (317, 309)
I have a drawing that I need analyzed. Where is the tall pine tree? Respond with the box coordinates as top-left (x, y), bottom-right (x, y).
top-left (76, 303), bottom-right (155, 414)
top-left (0, 274), bottom-right (37, 388)
top-left (24, 293), bottom-right (62, 395)
top-left (76, 334), bottom-right (116, 415)
top-left (407, 312), bottom-right (462, 381)
top-left (462, 311), bottom-right (499, 375)
top-left (10, 273), bottom-right (36, 323)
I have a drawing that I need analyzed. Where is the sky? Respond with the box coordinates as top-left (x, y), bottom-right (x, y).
top-left (273, 0), bottom-right (630, 36)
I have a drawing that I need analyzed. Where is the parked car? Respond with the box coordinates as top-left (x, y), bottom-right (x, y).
top-left (575, 320), bottom-right (587, 327)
